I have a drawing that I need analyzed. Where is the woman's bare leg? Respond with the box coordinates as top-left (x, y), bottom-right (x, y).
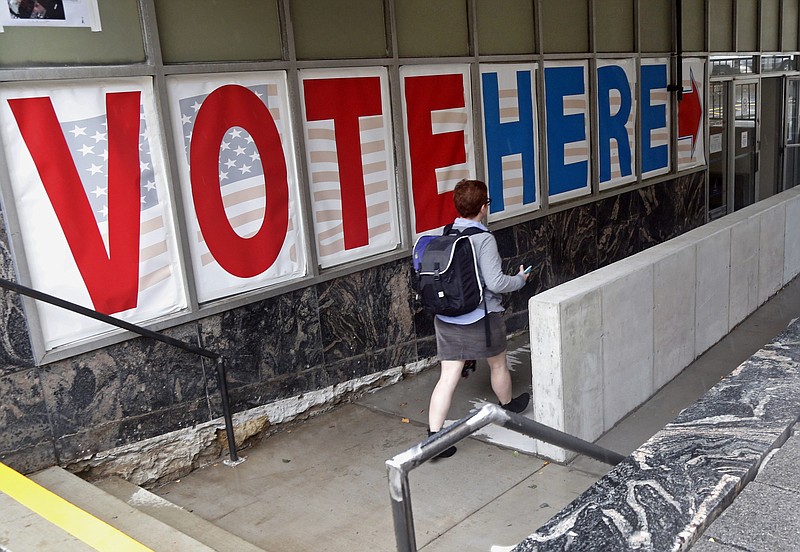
top-left (428, 360), bottom-right (465, 432)
top-left (486, 350), bottom-right (512, 405)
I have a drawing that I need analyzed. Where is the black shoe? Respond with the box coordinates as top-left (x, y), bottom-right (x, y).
top-left (427, 430), bottom-right (457, 459)
top-left (500, 392), bottom-right (530, 413)
top-left (461, 359), bottom-right (477, 378)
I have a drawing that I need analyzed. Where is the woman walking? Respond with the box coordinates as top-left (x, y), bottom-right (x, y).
top-left (428, 179), bottom-right (530, 459)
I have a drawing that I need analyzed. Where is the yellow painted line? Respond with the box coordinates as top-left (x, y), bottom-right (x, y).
top-left (0, 463), bottom-right (153, 551)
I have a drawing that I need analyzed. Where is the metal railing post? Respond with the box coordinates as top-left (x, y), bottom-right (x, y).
top-left (215, 357), bottom-right (242, 466)
top-left (0, 278), bottom-right (243, 466)
top-left (386, 404), bottom-right (626, 551)
top-left (386, 463), bottom-right (416, 552)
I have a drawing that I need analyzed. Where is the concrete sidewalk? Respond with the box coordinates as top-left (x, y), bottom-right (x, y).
top-left (151, 278), bottom-right (800, 552)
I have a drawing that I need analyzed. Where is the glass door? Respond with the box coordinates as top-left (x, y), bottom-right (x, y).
top-left (785, 78), bottom-right (800, 189)
top-left (733, 80), bottom-right (759, 211)
top-left (759, 77), bottom-right (782, 199)
top-left (708, 82), bottom-right (728, 219)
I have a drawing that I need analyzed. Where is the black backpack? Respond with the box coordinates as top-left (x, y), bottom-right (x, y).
top-left (413, 225), bottom-right (492, 346)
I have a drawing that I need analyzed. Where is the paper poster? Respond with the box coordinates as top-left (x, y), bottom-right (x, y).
top-left (480, 63), bottom-right (541, 222)
top-left (543, 60), bottom-right (592, 203)
top-left (0, 0), bottom-right (100, 31)
top-left (166, 72), bottom-right (307, 303)
top-left (400, 64), bottom-right (476, 238)
top-left (677, 58), bottom-right (706, 171)
top-left (299, 67), bottom-right (401, 268)
top-left (710, 132), bottom-right (723, 154)
top-left (640, 58), bottom-right (671, 179)
top-left (0, 77), bottom-right (186, 349)
top-left (596, 59), bottom-right (637, 190)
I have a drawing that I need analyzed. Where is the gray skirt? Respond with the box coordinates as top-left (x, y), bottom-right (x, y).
top-left (434, 312), bottom-right (507, 360)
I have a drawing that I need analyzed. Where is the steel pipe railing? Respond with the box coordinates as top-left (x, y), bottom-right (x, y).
top-left (0, 278), bottom-right (243, 466)
top-left (385, 403), bottom-right (625, 552)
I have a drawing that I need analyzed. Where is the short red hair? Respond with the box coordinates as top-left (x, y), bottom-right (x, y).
top-left (453, 179), bottom-right (488, 218)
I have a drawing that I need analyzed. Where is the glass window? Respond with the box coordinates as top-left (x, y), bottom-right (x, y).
top-left (395, 0), bottom-right (469, 57)
top-left (596, 0), bottom-right (633, 53)
top-left (541, 0), bottom-right (588, 53)
top-left (733, 81), bottom-right (757, 210)
top-left (784, 79), bottom-right (800, 189)
top-left (682, 0), bottom-right (706, 52)
top-left (710, 0), bottom-right (734, 52)
top-left (708, 82), bottom-right (728, 217)
top-left (737, 0), bottom-right (758, 52)
top-left (640, 0), bottom-right (672, 52)
top-left (0, 0), bottom-right (144, 66)
top-left (762, 55), bottom-right (796, 73)
top-left (476, 0), bottom-right (535, 55)
top-left (710, 55), bottom-right (755, 76)
top-left (292, 0), bottom-right (387, 59)
top-left (155, 0), bottom-right (282, 63)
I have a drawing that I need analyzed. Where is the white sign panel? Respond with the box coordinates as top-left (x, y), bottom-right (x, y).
top-left (0, 77), bottom-right (186, 349)
top-left (166, 72), bottom-right (307, 303)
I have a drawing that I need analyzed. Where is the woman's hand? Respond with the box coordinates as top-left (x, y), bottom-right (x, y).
top-left (517, 265), bottom-right (530, 282)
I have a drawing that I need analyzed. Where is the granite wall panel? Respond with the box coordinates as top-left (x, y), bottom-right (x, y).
top-left (319, 258), bottom-right (415, 365)
top-left (0, 368), bottom-right (51, 455)
top-left (548, 203), bottom-right (598, 287)
top-left (0, 173), bottom-right (708, 472)
top-left (198, 285), bottom-right (324, 386)
top-left (39, 324), bottom-right (207, 434)
top-left (597, 189), bottom-right (648, 265)
top-left (0, 210), bottom-right (34, 375)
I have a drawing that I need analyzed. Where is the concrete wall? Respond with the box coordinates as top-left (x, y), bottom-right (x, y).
top-left (529, 187), bottom-right (800, 462)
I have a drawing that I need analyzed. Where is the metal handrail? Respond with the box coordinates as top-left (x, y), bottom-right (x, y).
top-left (0, 278), bottom-right (243, 466)
top-left (385, 403), bottom-right (625, 552)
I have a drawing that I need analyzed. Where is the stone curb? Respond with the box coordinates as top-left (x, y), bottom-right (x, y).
top-left (511, 319), bottom-right (800, 551)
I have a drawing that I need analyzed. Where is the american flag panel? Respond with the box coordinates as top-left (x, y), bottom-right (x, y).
top-left (479, 63), bottom-right (541, 222)
top-left (399, 64), bottom-right (476, 241)
top-left (596, 59), bottom-right (637, 191)
top-left (300, 68), bottom-right (400, 269)
top-left (166, 72), bottom-right (307, 303)
top-left (0, 77), bottom-right (187, 350)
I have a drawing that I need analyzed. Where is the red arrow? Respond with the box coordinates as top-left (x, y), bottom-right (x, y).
top-left (678, 68), bottom-right (702, 156)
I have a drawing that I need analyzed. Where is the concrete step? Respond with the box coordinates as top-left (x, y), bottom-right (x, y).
top-left (94, 476), bottom-right (264, 552)
top-left (0, 490), bottom-right (95, 551)
top-left (28, 467), bottom-right (217, 552)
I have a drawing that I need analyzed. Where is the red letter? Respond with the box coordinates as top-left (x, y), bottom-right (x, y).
top-left (8, 93), bottom-right (142, 314)
top-left (190, 85), bottom-right (289, 278)
top-left (404, 74), bottom-right (465, 233)
top-left (303, 77), bottom-right (382, 250)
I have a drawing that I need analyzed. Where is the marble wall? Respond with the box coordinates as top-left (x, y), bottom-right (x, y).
top-left (0, 172), bottom-right (705, 473)
top-left (513, 311), bottom-right (800, 552)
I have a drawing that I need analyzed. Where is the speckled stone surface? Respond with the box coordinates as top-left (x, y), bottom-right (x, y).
top-left (692, 414), bottom-right (800, 551)
top-left (512, 319), bottom-right (800, 552)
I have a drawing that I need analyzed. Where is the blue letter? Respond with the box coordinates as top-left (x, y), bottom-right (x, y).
top-left (640, 64), bottom-right (669, 174)
top-left (482, 70), bottom-right (536, 210)
top-left (545, 65), bottom-right (588, 196)
top-left (597, 64), bottom-right (633, 183)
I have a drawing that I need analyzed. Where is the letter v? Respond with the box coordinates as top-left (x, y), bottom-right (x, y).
top-left (8, 92), bottom-right (142, 315)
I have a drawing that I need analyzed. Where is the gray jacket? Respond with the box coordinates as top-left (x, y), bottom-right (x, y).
top-left (451, 219), bottom-right (526, 314)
